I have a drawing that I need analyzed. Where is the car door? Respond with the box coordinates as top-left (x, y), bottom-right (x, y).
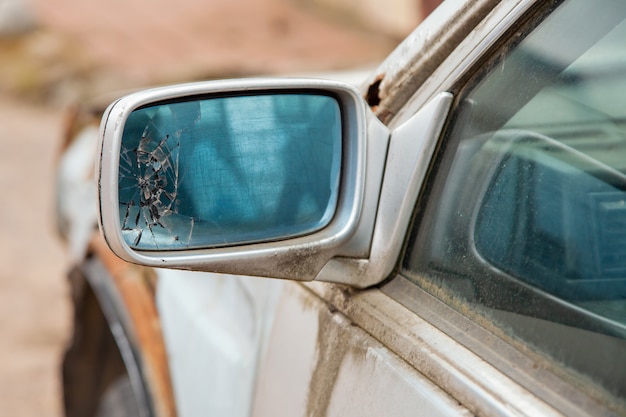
top-left (386, 0), bottom-right (626, 414)
top-left (250, 0), bottom-right (626, 416)
top-left (94, 0), bottom-right (626, 415)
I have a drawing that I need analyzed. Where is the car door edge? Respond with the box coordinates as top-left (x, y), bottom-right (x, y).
top-left (305, 280), bottom-right (613, 417)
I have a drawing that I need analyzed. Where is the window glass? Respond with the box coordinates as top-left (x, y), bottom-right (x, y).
top-left (403, 0), bottom-right (626, 403)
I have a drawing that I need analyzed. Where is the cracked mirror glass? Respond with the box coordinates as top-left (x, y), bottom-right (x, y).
top-left (118, 93), bottom-right (342, 250)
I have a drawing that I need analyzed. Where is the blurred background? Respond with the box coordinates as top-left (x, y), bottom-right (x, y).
top-left (0, 0), bottom-right (436, 415)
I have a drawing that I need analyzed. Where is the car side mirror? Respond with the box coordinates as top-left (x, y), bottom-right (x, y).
top-left (98, 78), bottom-right (390, 281)
top-left (117, 92), bottom-right (341, 250)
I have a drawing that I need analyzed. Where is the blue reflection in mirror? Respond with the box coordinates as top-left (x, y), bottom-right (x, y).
top-left (118, 93), bottom-right (342, 250)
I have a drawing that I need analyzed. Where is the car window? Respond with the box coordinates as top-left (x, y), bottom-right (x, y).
top-left (403, 0), bottom-right (626, 405)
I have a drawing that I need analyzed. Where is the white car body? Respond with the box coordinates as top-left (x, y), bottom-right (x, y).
top-left (56, 0), bottom-right (626, 416)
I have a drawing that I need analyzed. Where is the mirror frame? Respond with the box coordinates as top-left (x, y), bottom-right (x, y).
top-left (98, 78), bottom-right (382, 281)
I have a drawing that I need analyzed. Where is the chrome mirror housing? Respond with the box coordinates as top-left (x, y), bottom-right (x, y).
top-left (98, 78), bottom-right (390, 282)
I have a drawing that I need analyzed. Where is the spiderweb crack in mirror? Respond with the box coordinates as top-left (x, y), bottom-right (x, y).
top-left (119, 113), bottom-right (192, 249)
top-left (118, 94), bottom-right (342, 251)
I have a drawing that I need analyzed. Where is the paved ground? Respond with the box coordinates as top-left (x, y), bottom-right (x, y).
top-left (0, 0), bottom-right (398, 415)
top-left (0, 98), bottom-right (69, 417)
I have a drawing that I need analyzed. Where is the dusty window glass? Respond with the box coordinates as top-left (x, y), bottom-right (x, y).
top-left (403, 0), bottom-right (626, 403)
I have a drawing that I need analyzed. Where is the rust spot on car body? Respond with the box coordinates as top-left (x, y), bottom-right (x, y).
top-left (365, 74), bottom-right (385, 109)
top-left (90, 235), bottom-right (177, 417)
top-left (368, 0), bottom-right (503, 125)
